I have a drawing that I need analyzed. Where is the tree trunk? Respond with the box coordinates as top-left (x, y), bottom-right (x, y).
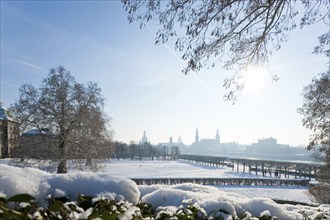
top-left (86, 158), bottom-right (92, 166)
top-left (57, 139), bottom-right (67, 173)
top-left (57, 160), bottom-right (67, 173)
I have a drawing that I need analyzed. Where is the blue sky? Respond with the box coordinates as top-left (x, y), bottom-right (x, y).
top-left (1, 1), bottom-right (328, 146)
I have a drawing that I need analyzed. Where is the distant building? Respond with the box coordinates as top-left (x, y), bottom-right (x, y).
top-left (0, 103), bottom-right (19, 158)
top-left (243, 137), bottom-right (310, 161)
top-left (153, 126), bottom-right (309, 161)
top-left (189, 128), bottom-right (221, 154)
top-left (159, 136), bottom-right (185, 148)
top-left (191, 128), bottom-right (221, 148)
top-left (187, 128), bottom-right (243, 155)
top-left (18, 127), bottom-right (58, 159)
top-left (140, 131), bottom-right (149, 144)
top-left (194, 128), bottom-right (199, 144)
top-left (246, 137), bottom-right (290, 153)
top-left (158, 136), bottom-right (183, 158)
top-left (199, 128), bottom-right (220, 145)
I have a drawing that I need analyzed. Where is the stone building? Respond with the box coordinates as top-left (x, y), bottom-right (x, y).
top-left (0, 103), bottom-right (19, 158)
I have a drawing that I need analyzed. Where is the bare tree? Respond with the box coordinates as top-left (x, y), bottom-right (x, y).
top-left (123, 0), bottom-right (329, 102)
top-left (170, 146), bottom-right (180, 160)
top-left (113, 141), bottom-right (129, 160)
top-left (10, 66), bottom-right (112, 173)
top-left (71, 107), bottom-right (113, 168)
top-left (298, 70), bottom-right (330, 203)
top-left (145, 143), bottom-right (157, 160)
top-left (113, 141), bottom-right (122, 160)
top-left (299, 71), bottom-right (330, 154)
top-left (128, 141), bottom-right (139, 160)
top-left (161, 145), bottom-right (169, 160)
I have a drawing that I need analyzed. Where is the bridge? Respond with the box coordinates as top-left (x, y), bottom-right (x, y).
top-left (179, 154), bottom-right (322, 180)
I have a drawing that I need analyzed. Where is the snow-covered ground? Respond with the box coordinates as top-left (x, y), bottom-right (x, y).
top-left (218, 186), bottom-right (310, 203)
top-left (1, 159), bottom-right (312, 203)
top-left (1, 159), bottom-right (329, 219)
top-left (98, 159), bottom-right (260, 178)
top-left (88, 159), bottom-right (312, 203)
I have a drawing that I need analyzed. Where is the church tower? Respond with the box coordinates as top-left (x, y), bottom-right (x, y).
top-left (178, 136), bottom-right (182, 144)
top-left (215, 128), bottom-right (220, 143)
top-left (195, 128), bottom-right (199, 144)
top-left (141, 131), bottom-right (148, 144)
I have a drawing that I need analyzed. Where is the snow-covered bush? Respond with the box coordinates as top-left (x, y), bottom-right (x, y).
top-left (1, 164), bottom-right (330, 219)
top-left (1, 193), bottom-right (330, 220)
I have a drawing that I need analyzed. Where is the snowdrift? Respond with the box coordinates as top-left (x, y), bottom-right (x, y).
top-left (1, 164), bottom-right (329, 219)
top-left (0, 164), bottom-right (140, 205)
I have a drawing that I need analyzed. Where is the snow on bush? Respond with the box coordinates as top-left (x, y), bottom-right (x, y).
top-left (0, 164), bottom-right (140, 205)
top-left (0, 164), bottom-right (50, 198)
top-left (1, 164), bottom-right (330, 220)
top-left (38, 172), bottom-right (140, 205)
top-left (141, 183), bottom-right (303, 219)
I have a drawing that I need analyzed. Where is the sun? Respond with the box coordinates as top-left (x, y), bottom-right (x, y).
top-left (241, 66), bottom-right (269, 92)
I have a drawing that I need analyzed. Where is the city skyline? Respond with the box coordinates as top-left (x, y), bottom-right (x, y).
top-left (1, 1), bottom-right (328, 146)
top-left (136, 129), bottom-right (304, 147)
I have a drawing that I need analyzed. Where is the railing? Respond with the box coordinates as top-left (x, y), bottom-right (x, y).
top-left (130, 178), bottom-right (310, 187)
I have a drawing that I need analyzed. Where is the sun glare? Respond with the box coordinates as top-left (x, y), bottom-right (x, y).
top-left (241, 67), bottom-right (269, 92)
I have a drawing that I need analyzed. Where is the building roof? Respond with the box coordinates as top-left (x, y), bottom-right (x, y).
top-left (23, 128), bottom-right (52, 136)
top-left (0, 102), bottom-right (14, 121)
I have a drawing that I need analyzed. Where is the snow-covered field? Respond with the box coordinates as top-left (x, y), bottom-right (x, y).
top-left (0, 159), bottom-right (312, 203)
top-left (1, 159), bottom-right (329, 219)
top-left (98, 159), bottom-right (260, 178)
top-left (94, 159), bottom-right (312, 203)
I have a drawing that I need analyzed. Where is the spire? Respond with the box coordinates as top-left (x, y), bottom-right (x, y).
top-left (215, 128), bottom-right (220, 143)
top-left (195, 127), bottom-right (199, 143)
top-left (178, 136), bottom-right (182, 143)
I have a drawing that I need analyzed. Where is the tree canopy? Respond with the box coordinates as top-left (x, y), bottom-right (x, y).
top-left (298, 70), bottom-right (330, 203)
top-left (298, 70), bottom-right (330, 153)
top-left (123, 0), bottom-right (329, 101)
top-left (11, 66), bottom-right (112, 173)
